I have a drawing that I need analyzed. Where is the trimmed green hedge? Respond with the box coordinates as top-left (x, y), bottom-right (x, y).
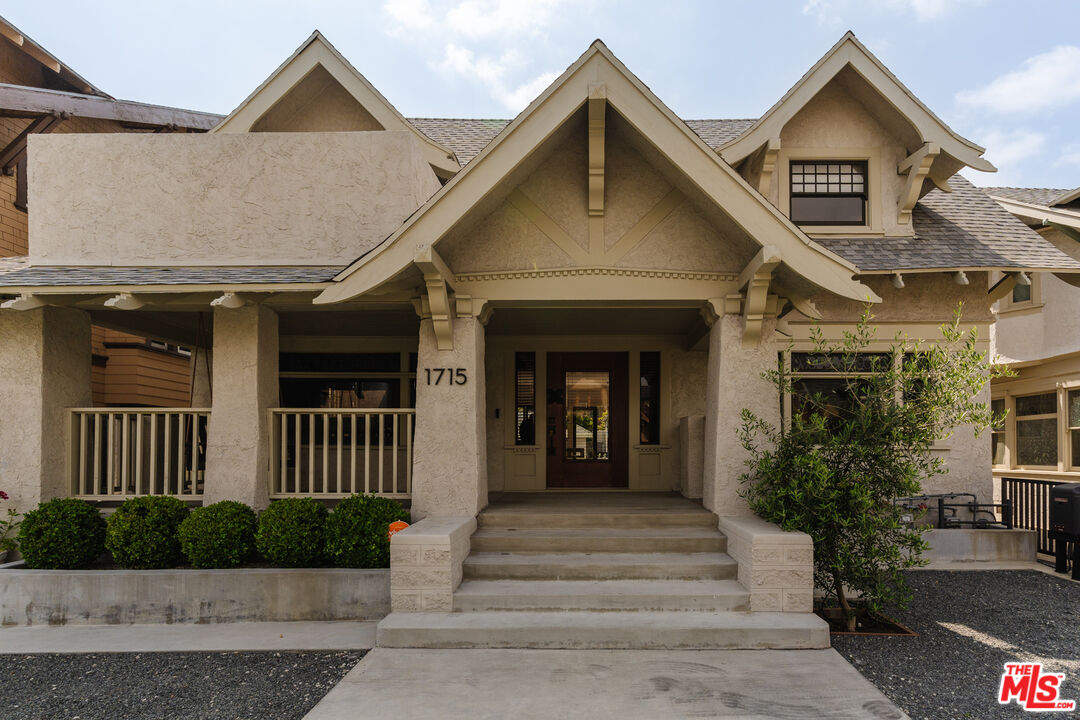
top-left (325, 494), bottom-right (409, 568)
top-left (178, 501), bottom-right (257, 568)
top-left (256, 498), bottom-right (327, 567)
top-left (106, 496), bottom-right (189, 569)
top-left (18, 498), bottom-right (106, 569)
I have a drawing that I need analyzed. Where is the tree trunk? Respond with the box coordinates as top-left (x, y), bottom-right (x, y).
top-left (835, 574), bottom-right (856, 632)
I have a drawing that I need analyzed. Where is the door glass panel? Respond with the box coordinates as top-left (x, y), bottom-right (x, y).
top-left (565, 371), bottom-right (610, 461)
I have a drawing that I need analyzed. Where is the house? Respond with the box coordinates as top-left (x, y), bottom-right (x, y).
top-left (985, 186), bottom-right (1080, 521)
top-left (1, 29), bottom-right (1075, 646)
top-left (0, 14), bottom-right (221, 407)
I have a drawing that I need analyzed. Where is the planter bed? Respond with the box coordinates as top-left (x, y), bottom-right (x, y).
top-left (0, 566), bottom-right (389, 626)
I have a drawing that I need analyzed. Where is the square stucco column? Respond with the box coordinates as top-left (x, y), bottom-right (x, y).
top-left (203, 305), bottom-right (278, 509)
top-left (702, 314), bottom-right (779, 516)
top-left (0, 307), bottom-right (91, 510)
top-left (411, 316), bottom-right (487, 520)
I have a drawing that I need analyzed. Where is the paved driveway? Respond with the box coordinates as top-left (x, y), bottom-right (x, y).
top-left (303, 647), bottom-right (908, 719)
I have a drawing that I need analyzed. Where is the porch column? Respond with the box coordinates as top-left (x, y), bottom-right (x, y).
top-left (0, 307), bottom-right (91, 510)
top-left (411, 315), bottom-right (487, 520)
top-left (702, 313), bottom-right (779, 516)
top-left (203, 304), bottom-right (278, 509)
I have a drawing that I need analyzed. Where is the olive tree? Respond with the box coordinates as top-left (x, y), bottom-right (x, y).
top-left (737, 304), bottom-right (1008, 630)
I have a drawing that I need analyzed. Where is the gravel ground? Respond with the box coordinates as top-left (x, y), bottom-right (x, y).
top-left (0, 650), bottom-right (365, 720)
top-left (833, 570), bottom-right (1079, 720)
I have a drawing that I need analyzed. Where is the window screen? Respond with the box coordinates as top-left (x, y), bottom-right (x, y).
top-left (789, 161), bottom-right (867, 225)
top-left (514, 352), bottom-right (536, 445)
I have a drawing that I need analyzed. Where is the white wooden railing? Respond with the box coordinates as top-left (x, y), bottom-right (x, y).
top-left (269, 409), bottom-right (414, 499)
top-left (69, 408), bottom-right (209, 500)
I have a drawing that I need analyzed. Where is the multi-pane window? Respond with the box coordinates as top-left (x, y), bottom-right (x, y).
top-left (789, 352), bottom-right (890, 428)
top-left (789, 161), bottom-right (867, 225)
top-left (514, 352), bottom-right (536, 445)
top-left (1070, 390), bottom-right (1080, 469)
top-left (1014, 392), bottom-right (1057, 467)
top-left (278, 351), bottom-right (415, 443)
top-left (639, 352), bottom-right (660, 445)
top-left (991, 398), bottom-right (1006, 466)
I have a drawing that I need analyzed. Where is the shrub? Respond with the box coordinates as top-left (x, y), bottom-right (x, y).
top-left (256, 498), bottom-right (327, 567)
top-left (325, 494), bottom-right (410, 568)
top-left (178, 501), bottom-right (257, 569)
top-left (18, 498), bottom-right (106, 569)
top-left (106, 496), bottom-right (189, 569)
top-left (739, 305), bottom-right (1010, 630)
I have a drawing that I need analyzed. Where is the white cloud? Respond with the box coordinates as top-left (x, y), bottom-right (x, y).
top-left (381, 0), bottom-right (578, 112)
top-left (957, 46), bottom-right (1080, 114)
top-left (802, 0), bottom-right (984, 24)
top-left (960, 128), bottom-right (1046, 186)
top-left (1055, 143), bottom-right (1080, 170)
top-left (979, 128), bottom-right (1046, 168)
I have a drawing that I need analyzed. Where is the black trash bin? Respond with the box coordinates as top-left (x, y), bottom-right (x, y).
top-left (1050, 483), bottom-right (1080, 579)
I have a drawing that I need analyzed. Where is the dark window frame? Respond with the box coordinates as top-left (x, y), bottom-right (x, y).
top-left (789, 160), bottom-right (868, 226)
top-left (638, 351), bottom-right (661, 445)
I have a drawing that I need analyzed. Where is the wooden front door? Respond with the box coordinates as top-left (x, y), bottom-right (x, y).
top-left (545, 352), bottom-right (628, 488)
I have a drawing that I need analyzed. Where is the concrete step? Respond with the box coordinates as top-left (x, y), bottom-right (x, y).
top-left (469, 527), bottom-right (727, 554)
top-left (453, 579), bottom-right (750, 612)
top-left (463, 551), bottom-right (737, 580)
top-left (376, 610), bottom-right (830, 649)
top-left (477, 509), bottom-right (717, 529)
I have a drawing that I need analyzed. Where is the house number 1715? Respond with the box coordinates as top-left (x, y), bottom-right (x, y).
top-left (425, 368), bottom-right (468, 385)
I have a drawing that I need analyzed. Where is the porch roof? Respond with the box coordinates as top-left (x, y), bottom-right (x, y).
top-left (816, 177), bottom-right (1080, 273)
top-left (0, 263), bottom-right (340, 289)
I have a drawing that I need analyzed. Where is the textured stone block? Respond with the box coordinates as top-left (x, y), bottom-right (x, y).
top-left (391, 590), bottom-right (422, 612)
top-left (751, 546), bottom-right (783, 564)
top-left (784, 546), bottom-right (813, 565)
top-left (750, 568), bottom-right (814, 589)
top-left (783, 589), bottom-right (814, 613)
top-left (750, 589), bottom-right (783, 612)
top-left (422, 547), bottom-right (451, 565)
top-left (391, 567), bottom-right (451, 589)
top-left (390, 545), bottom-right (420, 565)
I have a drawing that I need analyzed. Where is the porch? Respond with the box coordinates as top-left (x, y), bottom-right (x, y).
top-left (0, 298), bottom-right (777, 518)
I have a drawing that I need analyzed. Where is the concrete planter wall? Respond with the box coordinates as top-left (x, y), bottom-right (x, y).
top-left (923, 529), bottom-right (1037, 563)
top-left (0, 567), bottom-right (389, 627)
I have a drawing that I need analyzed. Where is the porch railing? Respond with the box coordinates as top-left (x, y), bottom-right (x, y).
top-left (269, 409), bottom-right (414, 499)
top-left (1000, 476), bottom-right (1065, 555)
top-left (69, 408), bottom-right (209, 500)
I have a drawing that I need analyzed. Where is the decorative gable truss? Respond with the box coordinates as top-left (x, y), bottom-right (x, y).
top-left (315, 41), bottom-right (878, 349)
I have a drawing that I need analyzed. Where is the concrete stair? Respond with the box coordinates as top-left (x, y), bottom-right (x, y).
top-left (462, 551), bottom-right (737, 580)
top-left (454, 578), bottom-right (750, 612)
top-left (378, 493), bottom-right (829, 650)
top-left (377, 610), bottom-right (830, 649)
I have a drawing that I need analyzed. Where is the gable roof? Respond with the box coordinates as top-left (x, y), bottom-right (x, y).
top-left (316, 40), bottom-right (877, 306)
top-left (0, 14), bottom-right (105, 97)
top-left (820, 177), bottom-right (1080, 272)
top-left (211, 31), bottom-right (459, 177)
top-left (410, 117), bottom-right (758, 168)
top-left (984, 187), bottom-right (1072, 207)
top-left (719, 32), bottom-right (995, 175)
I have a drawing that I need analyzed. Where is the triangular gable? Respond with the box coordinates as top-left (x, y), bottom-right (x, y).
top-left (315, 40), bottom-right (878, 306)
top-left (720, 32), bottom-right (995, 176)
top-left (211, 31), bottom-right (459, 178)
top-left (1052, 187), bottom-right (1080, 208)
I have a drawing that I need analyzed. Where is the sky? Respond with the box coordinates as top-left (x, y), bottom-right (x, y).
top-left (5, 0), bottom-right (1079, 189)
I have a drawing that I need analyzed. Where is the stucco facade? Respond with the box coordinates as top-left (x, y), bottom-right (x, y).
top-left (1, 29), bottom-right (1076, 631)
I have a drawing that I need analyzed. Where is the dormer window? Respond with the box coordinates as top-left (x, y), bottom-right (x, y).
top-left (789, 161), bottom-right (867, 225)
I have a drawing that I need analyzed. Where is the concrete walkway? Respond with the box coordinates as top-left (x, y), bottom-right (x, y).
top-left (0, 621), bottom-right (377, 653)
top-left (303, 647), bottom-right (909, 719)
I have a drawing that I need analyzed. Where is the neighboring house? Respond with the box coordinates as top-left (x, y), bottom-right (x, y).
top-left (985, 186), bottom-right (1080, 491)
top-left (0, 30), bottom-right (1075, 633)
top-left (0, 15), bottom-right (221, 407)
